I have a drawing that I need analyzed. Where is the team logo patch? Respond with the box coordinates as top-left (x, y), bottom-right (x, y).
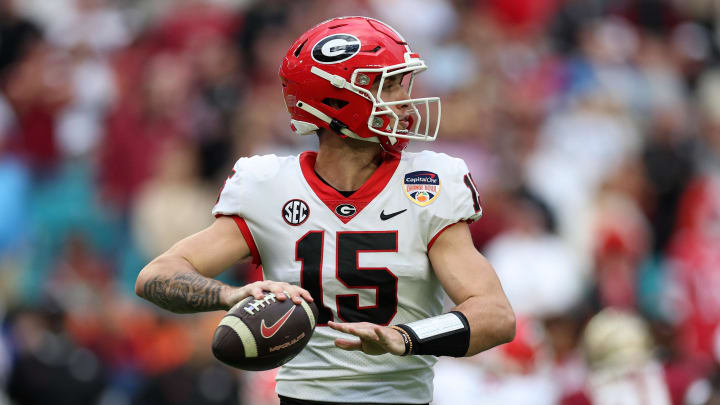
top-left (311, 34), bottom-right (361, 64)
top-left (283, 199), bottom-right (309, 225)
top-left (335, 203), bottom-right (357, 217)
top-left (403, 171), bottom-right (441, 206)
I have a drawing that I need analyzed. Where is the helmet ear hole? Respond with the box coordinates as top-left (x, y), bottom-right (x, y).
top-left (321, 98), bottom-right (349, 110)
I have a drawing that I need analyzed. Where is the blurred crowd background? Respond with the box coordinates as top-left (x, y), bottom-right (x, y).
top-left (1, 0), bottom-right (720, 404)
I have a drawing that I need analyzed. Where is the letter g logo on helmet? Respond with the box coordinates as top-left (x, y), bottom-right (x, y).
top-left (311, 34), bottom-right (361, 64)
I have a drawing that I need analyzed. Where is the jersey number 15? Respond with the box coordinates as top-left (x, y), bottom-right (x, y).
top-left (296, 231), bottom-right (398, 326)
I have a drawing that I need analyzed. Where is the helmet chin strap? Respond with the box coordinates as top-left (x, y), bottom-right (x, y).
top-left (295, 100), bottom-right (382, 144)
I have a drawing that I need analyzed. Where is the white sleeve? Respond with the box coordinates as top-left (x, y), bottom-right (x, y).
top-left (212, 154), bottom-right (283, 218)
top-left (212, 158), bottom-right (250, 218)
top-left (427, 157), bottom-right (483, 247)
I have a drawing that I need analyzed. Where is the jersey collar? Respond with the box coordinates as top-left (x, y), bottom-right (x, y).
top-left (299, 151), bottom-right (400, 224)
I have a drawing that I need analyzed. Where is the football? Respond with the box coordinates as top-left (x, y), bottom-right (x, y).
top-left (212, 292), bottom-right (318, 371)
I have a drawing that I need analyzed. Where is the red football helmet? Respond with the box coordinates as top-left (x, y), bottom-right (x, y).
top-left (279, 16), bottom-right (441, 156)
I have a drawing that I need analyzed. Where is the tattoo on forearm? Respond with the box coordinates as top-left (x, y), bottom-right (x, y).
top-left (143, 272), bottom-right (226, 313)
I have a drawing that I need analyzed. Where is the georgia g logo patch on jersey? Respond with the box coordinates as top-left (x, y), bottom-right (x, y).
top-left (334, 203), bottom-right (357, 217)
top-left (312, 34), bottom-right (361, 64)
top-left (403, 171), bottom-right (441, 206)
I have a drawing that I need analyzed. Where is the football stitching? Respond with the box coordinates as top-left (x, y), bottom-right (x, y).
top-left (243, 293), bottom-right (278, 315)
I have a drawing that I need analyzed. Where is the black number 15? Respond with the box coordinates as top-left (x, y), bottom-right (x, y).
top-left (296, 231), bottom-right (398, 326)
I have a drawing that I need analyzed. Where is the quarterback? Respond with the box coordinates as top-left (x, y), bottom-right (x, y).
top-left (136, 16), bottom-right (515, 405)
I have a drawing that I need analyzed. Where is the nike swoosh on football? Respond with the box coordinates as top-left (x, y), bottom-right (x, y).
top-left (380, 209), bottom-right (407, 221)
top-left (260, 306), bottom-right (296, 338)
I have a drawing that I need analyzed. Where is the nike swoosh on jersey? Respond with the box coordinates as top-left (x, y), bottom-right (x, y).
top-left (380, 209), bottom-right (407, 221)
top-left (260, 306), bottom-right (296, 338)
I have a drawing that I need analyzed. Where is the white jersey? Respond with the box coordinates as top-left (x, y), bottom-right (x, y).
top-left (212, 150), bottom-right (482, 404)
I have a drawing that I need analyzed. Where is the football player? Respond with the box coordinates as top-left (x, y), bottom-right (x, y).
top-left (136, 16), bottom-right (515, 405)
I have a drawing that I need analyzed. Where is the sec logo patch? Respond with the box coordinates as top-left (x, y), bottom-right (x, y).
top-left (283, 199), bottom-right (309, 225)
top-left (403, 171), bottom-right (441, 206)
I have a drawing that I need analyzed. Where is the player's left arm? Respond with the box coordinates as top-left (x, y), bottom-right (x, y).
top-left (329, 221), bottom-right (515, 357)
top-left (428, 221), bottom-right (515, 356)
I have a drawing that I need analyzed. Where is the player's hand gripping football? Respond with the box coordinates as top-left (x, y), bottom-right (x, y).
top-left (223, 280), bottom-right (314, 308)
top-left (328, 321), bottom-right (406, 356)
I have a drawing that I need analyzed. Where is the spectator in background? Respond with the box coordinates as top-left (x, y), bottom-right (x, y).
top-left (185, 31), bottom-right (244, 181)
top-left (525, 90), bottom-right (641, 252)
top-left (6, 303), bottom-right (107, 405)
top-left (590, 158), bottom-right (652, 310)
top-left (484, 188), bottom-right (585, 319)
top-left (55, 44), bottom-right (117, 159)
top-left (131, 138), bottom-right (215, 260)
top-left (635, 29), bottom-right (696, 255)
top-left (662, 68), bottom-right (720, 371)
top-left (666, 174), bottom-right (720, 368)
top-left (481, 187), bottom-right (590, 403)
top-left (582, 309), bottom-right (672, 405)
top-left (697, 69), bottom-right (720, 174)
top-left (368, 0), bottom-right (457, 52)
top-left (46, 0), bottom-right (128, 160)
top-left (100, 52), bottom-right (193, 210)
top-left (0, 0), bottom-right (71, 171)
top-left (433, 316), bottom-right (559, 405)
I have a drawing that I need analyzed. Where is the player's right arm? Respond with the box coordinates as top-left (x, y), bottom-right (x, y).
top-left (135, 215), bottom-right (312, 313)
